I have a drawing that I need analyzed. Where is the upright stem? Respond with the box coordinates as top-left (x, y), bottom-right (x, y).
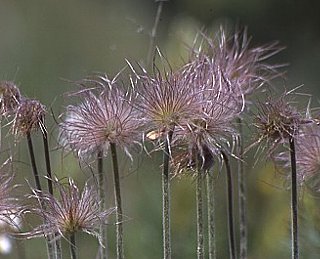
top-left (26, 132), bottom-right (42, 191)
top-left (237, 118), bottom-right (247, 259)
top-left (196, 173), bottom-right (204, 259)
top-left (42, 131), bottom-right (62, 259)
top-left (110, 143), bottom-right (124, 259)
top-left (289, 136), bottom-right (299, 259)
top-left (206, 170), bottom-right (216, 259)
top-left (27, 132), bottom-right (57, 259)
top-left (42, 131), bottom-right (53, 194)
top-left (147, 0), bottom-right (165, 67)
top-left (69, 233), bottom-right (77, 259)
top-left (222, 151), bottom-right (236, 259)
top-left (98, 150), bottom-right (108, 259)
top-left (162, 131), bottom-right (173, 259)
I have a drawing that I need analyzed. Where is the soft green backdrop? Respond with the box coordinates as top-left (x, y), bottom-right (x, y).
top-left (0, 0), bottom-right (320, 258)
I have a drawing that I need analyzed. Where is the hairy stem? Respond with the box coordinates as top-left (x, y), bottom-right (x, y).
top-left (237, 118), bottom-right (247, 259)
top-left (98, 149), bottom-right (108, 259)
top-left (69, 233), bottom-right (77, 259)
top-left (110, 143), bottom-right (124, 259)
top-left (289, 136), bottom-right (299, 259)
top-left (147, 0), bottom-right (165, 67)
top-left (222, 151), bottom-right (236, 259)
top-left (26, 132), bottom-right (42, 191)
top-left (207, 170), bottom-right (216, 259)
top-left (196, 173), bottom-right (204, 259)
top-left (162, 131), bottom-right (173, 259)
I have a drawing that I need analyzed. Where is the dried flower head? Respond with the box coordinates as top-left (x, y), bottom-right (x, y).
top-left (12, 98), bottom-right (46, 136)
top-left (276, 124), bottom-right (320, 187)
top-left (25, 178), bottom-right (114, 242)
top-left (59, 77), bottom-right (141, 159)
top-left (173, 88), bottom-right (240, 171)
top-left (189, 27), bottom-right (283, 97)
top-left (129, 57), bottom-right (202, 138)
top-left (0, 81), bottom-right (21, 116)
top-left (0, 160), bottom-right (23, 231)
top-left (250, 91), bottom-right (305, 157)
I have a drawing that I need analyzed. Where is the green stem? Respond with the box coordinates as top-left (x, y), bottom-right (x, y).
top-left (69, 233), bottom-right (77, 259)
top-left (26, 132), bottom-right (42, 191)
top-left (207, 171), bottom-right (216, 259)
top-left (222, 151), bottom-right (236, 259)
top-left (147, 0), bottom-right (165, 67)
top-left (162, 131), bottom-right (173, 259)
top-left (237, 118), bottom-right (247, 259)
top-left (98, 150), bottom-right (108, 259)
top-left (110, 143), bottom-right (124, 259)
top-left (196, 173), bottom-right (204, 259)
top-left (289, 136), bottom-right (299, 259)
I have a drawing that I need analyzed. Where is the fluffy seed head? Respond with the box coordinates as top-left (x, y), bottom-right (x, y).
top-left (130, 59), bottom-right (203, 137)
top-left (59, 78), bottom-right (141, 159)
top-left (188, 27), bottom-right (283, 97)
top-left (12, 98), bottom-right (46, 136)
top-left (276, 124), bottom-right (320, 187)
top-left (26, 178), bottom-right (114, 241)
top-left (0, 81), bottom-right (21, 116)
top-left (251, 92), bottom-right (305, 157)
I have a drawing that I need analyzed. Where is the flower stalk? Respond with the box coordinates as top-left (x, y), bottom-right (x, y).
top-left (196, 172), bottom-right (204, 259)
top-left (222, 151), bottom-right (236, 259)
top-left (162, 130), bottom-right (173, 259)
top-left (206, 170), bottom-right (216, 259)
top-left (110, 143), bottom-right (124, 259)
top-left (289, 136), bottom-right (299, 259)
top-left (98, 149), bottom-right (108, 259)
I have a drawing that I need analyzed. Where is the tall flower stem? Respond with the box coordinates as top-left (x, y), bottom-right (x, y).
top-left (162, 131), bottom-right (173, 259)
top-left (26, 132), bottom-right (42, 191)
top-left (206, 170), bottom-right (216, 259)
top-left (69, 233), bottom-right (77, 259)
top-left (289, 136), bottom-right (299, 259)
top-left (42, 131), bottom-right (53, 194)
top-left (98, 149), bottom-right (108, 259)
top-left (147, 0), bottom-right (165, 67)
top-left (237, 118), bottom-right (247, 259)
top-left (42, 130), bottom-right (62, 259)
top-left (222, 151), bottom-right (236, 259)
top-left (196, 173), bottom-right (204, 259)
top-left (110, 143), bottom-right (124, 259)
top-left (27, 132), bottom-right (56, 259)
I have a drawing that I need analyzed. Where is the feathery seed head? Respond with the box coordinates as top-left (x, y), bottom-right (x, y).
top-left (26, 178), bottom-right (114, 240)
top-left (276, 124), bottom-right (320, 187)
top-left (12, 98), bottom-right (46, 136)
top-left (0, 81), bottom-right (21, 116)
top-left (59, 78), bottom-right (141, 159)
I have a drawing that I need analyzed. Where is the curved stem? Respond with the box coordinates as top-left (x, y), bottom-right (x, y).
top-left (222, 151), bottom-right (236, 259)
top-left (207, 170), bottom-right (216, 259)
top-left (237, 118), bottom-right (247, 259)
top-left (69, 233), bottom-right (77, 259)
top-left (289, 136), bottom-right (299, 259)
top-left (110, 143), bottom-right (124, 259)
top-left (196, 173), bottom-right (204, 259)
top-left (162, 131), bottom-right (173, 259)
top-left (26, 132), bottom-right (42, 191)
top-left (147, 0), bottom-right (165, 67)
top-left (98, 150), bottom-right (108, 259)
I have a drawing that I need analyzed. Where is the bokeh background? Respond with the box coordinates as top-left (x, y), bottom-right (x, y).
top-left (0, 0), bottom-right (320, 258)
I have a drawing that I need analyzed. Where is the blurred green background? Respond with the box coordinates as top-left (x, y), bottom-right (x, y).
top-left (0, 0), bottom-right (320, 258)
